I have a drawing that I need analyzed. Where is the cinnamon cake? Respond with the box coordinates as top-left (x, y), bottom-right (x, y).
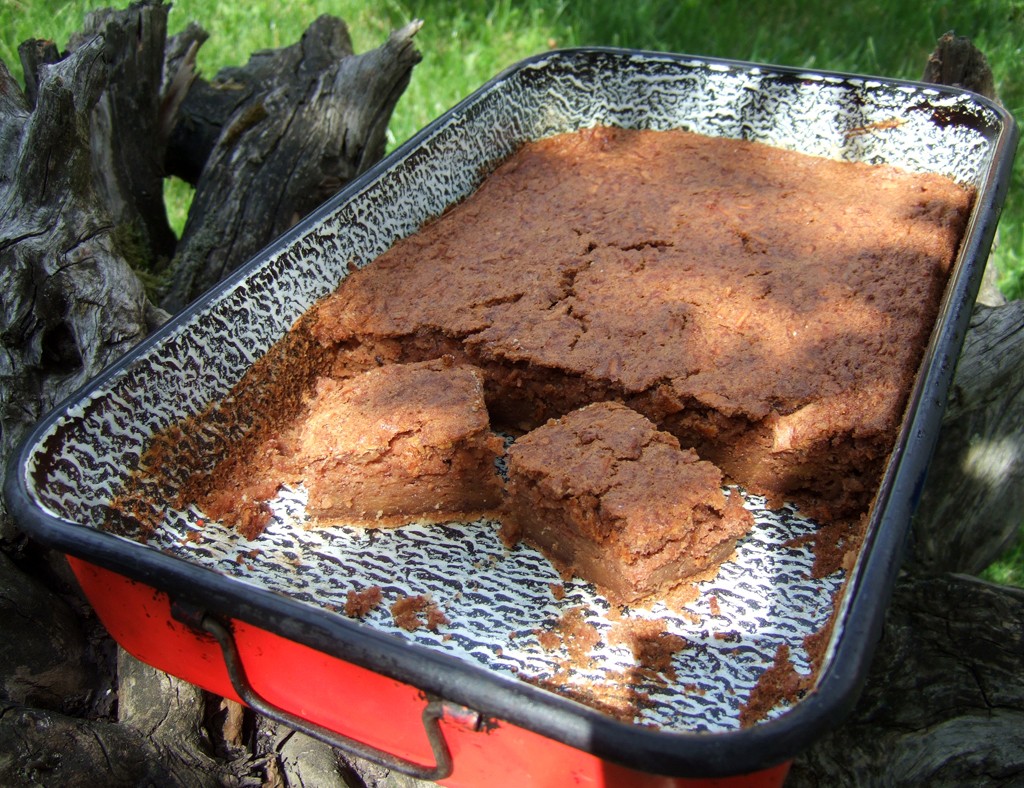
top-left (502, 402), bottom-right (753, 604)
top-left (159, 125), bottom-right (973, 561)
top-left (307, 126), bottom-right (974, 518)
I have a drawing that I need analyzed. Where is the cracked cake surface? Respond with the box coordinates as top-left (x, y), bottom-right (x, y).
top-left (502, 401), bottom-right (754, 604)
top-left (307, 126), bottom-right (973, 517)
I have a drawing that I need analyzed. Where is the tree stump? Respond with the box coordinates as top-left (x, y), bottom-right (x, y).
top-left (159, 15), bottom-right (422, 312)
top-left (0, 34), bottom-right (161, 546)
top-left (0, 2), bottom-right (422, 784)
top-left (788, 575), bottom-right (1024, 785)
top-left (0, 11), bottom-right (1020, 786)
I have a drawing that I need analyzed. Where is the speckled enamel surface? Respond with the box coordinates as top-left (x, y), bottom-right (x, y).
top-left (19, 49), bottom-right (1005, 732)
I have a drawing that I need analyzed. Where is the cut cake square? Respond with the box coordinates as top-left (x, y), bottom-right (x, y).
top-left (502, 401), bottom-right (753, 604)
top-left (192, 358), bottom-right (504, 536)
top-left (293, 358), bottom-right (505, 525)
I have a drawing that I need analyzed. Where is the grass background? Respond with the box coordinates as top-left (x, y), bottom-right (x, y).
top-left (1, 0), bottom-right (1021, 585)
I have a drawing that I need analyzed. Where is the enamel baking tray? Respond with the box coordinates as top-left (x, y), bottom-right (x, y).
top-left (5, 49), bottom-right (1017, 785)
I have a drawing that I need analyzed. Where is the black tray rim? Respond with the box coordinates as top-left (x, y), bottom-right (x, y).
top-left (4, 47), bottom-right (1019, 778)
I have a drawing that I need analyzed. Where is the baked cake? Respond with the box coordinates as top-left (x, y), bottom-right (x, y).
top-left (145, 125), bottom-right (973, 553)
top-left (306, 126), bottom-right (974, 517)
top-left (502, 402), bottom-right (753, 604)
top-left (291, 358), bottom-right (503, 525)
top-left (188, 358), bottom-right (504, 537)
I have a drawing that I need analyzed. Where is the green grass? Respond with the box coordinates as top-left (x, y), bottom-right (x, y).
top-left (982, 524), bottom-right (1024, 587)
top-left (2, 0), bottom-right (1022, 585)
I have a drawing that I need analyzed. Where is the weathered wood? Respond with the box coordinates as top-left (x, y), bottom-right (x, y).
top-left (161, 22), bottom-right (209, 183)
top-left (16, 39), bottom-right (60, 109)
top-left (0, 551), bottom-right (96, 712)
top-left (0, 37), bottom-right (160, 542)
top-left (116, 650), bottom-right (254, 785)
top-left (789, 574), bottom-right (1024, 785)
top-left (912, 301), bottom-right (1024, 574)
top-left (65, 0), bottom-right (179, 266)
top-left (0, 701), bottom-right (194, 787)
top-left (255, 716), bottom-right (350, 787)
top-left (159, 17), bottom-right (422, 312)
top-left (1, 6), bottom-right (425, 785)
top-left (922, 30), bottom-right (997, 100)
top-left (164, 16), bottom-right (352, 186)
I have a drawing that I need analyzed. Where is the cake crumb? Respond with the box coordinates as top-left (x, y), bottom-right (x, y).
top-left (608, 617), bottom-right (688, 680)
top-left (534, 606), bottom-right (600, 666)
top-left (390, 594), bottom-right (449, 632)
top-left (803, 586), bottom-right (846, 675)
top-left (344, 586), bottom-right (383, 619)
top-left (785, 516), bottom-right (866, 579)
top-left (181, 529), bottom-right (205, 545)
top-left (738, 644), bottom-right (807, 728)
top-left (523, 668), bottom-right (655, 724)
top-left (661, 581), bottom-right (701, 613)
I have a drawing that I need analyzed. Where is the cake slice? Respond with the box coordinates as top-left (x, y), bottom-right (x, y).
top-left (502, 401), bottom-right (753, 604)
top-left (194, 357), bottom-right (506, 536)
top-left (292, 358), bottom-right (505, 526)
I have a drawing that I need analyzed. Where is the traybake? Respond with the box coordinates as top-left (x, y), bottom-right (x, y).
top-left (502, 401), bottom-right (754, 605)
top-left (5, 49), bottom-right (1017, 785)
top-left (186, 357), bottom-right (504, 538)
top-left (306, 125), bottom-right (973, 522)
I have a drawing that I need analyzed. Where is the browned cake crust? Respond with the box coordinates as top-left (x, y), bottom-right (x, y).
top-left (502, 402), bottom-right (754, 604)
top-left (294, 358), bottom-right (504, 525)
top-left (307, 126), bottom-right (974, 517)
top-left (194, 358), bottom-right (504, 536)
top-left (150, 126), bottom-right (973, 551)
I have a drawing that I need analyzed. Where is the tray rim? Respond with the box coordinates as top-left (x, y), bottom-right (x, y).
top-left (4, 46), bottom-right (1019, 778)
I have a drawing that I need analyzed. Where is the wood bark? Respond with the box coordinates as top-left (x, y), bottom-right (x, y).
top-left (0, 35), bottom-right (160, 542)
top-left (115, 650), bottom-right (257, 785)
top-left (789, 575), bottom-right (1024, 785)
top-left (911, 301), bottom-right (1024, 574)
top-left (0, 11), bottom-right (1021, 786)
top-left (70, 2), bottom-right (180, 265)
top-left (159, 16), bottom-right (422, 312)
top-left (0, 551), bottom-right (96, 712)
top-left (0, 2), bottom-right (424, 785)
top-left (0, 701), bottom-right (223, 787)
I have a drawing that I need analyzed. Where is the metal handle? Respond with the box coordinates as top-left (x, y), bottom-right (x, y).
top-left (171, 601), bottom-right (454, 781)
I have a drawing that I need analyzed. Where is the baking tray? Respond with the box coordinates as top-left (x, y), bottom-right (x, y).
top-left (4, 48), bottom-right (1017, 784)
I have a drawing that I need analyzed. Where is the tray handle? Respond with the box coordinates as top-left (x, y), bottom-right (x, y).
top-left (171, 601), bottom-right (454, 781)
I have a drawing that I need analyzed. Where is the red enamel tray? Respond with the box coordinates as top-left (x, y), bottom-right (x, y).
top-left (5, 49), bottom-right (1017, 786)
